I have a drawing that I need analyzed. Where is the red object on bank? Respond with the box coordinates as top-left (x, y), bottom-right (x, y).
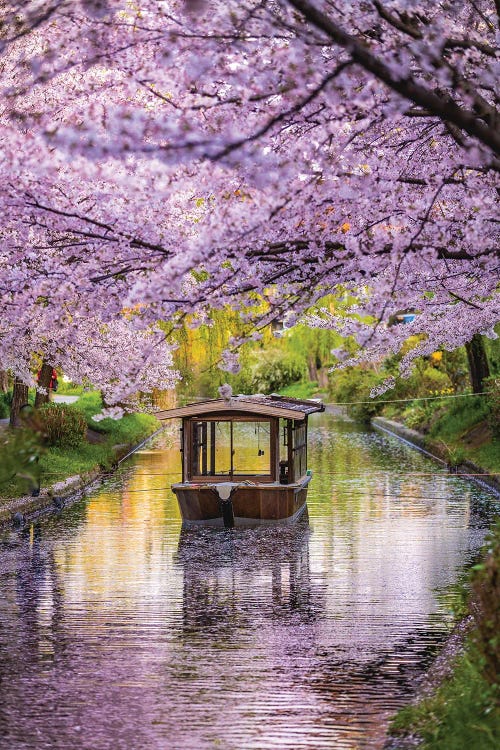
top-left (36, 369), bottom-right (59, 391)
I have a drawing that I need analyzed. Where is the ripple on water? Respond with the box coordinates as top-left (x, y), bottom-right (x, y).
top-left (0, 415), bottom-right (497, 750)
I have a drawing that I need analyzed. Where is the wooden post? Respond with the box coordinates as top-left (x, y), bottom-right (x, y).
top-left (201, 421), bottom-right (207, 475)
top-left (210, 422), bottom-right (216, 475)
top-left (230, 421), bottom-right (234, 477)
top-left (287, 420), bottom-right (294, 483)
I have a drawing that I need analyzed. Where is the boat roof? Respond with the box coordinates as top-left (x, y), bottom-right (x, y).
top-left (155, 394), bottom-right (325, 421)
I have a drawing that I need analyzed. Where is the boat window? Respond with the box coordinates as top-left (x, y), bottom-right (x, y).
top-left (232, 421), bottom-right (270, 475)
top-left (214, 421), bottom-right (232, 475)
top-left (191, 419), bottom-right (272, 478)
top-left (293, 422), bottom-right (307, 480)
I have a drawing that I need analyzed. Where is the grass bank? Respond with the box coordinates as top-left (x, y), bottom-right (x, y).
top-left (418, 394), bottom-right (498, 472)
top-left (282, 377), bottom-right (499, 475)
top-left (375, 391), bottom-right (500, 748)
top-left (0, 391), bottom-right (161, 502)
top-left (389, 523), bottom-right (500, 750)
top-left (278, 380), bottom-right (321, 400)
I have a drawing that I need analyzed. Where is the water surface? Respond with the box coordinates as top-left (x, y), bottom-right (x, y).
top-left (0, 413), bottom-right (497, 749)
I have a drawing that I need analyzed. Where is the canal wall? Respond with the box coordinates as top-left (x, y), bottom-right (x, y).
top-left (372, 416), bottom-right (500, 495)
top-left (0, 467), bottom-right (105, 529)
top-left (0, 427), bottom-right (165, 530)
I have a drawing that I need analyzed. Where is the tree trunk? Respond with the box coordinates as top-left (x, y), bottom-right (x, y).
top-left (307, 355), bottom-right (318, 382)
top-left (317, 367), bottom-right (329, 389)
top-left (465, 334), bottom-right (490, 394)
top-left (34, 361), bottom-right (54, 408)
top-left (9, 378), bottom-right (29, 427)
top-left (0, 370), bottom-right (8, 393)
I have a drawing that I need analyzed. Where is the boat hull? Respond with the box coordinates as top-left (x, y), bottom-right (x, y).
top-left (172, 476), bottom-right (311, 528)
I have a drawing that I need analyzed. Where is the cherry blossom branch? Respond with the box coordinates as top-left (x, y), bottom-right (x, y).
top-left (286, 0), bottom-right (500, 158)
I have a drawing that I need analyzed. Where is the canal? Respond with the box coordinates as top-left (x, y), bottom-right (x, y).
top-left (0, 412), bottom-right (497, 750)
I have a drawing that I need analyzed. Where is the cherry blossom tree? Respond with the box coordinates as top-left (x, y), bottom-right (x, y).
top-left (0, 1), bottom-right (498, 397)
top-left (0, 295), bottom-right (179, 423)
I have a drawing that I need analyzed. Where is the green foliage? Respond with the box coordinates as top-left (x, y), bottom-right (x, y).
top-left (428, 394), bottom-right (490, 442)
top-left (0, 392), bottom-right (161, 499)
top-left (484, 330), bottom-right (500, 376)
top-left (36, 407), bottom-right (159, 483)
top-left (391, 525), bottom-right (500, 750)
top-left (74, 391), bottom-right (105, 423)
top-left (250, 349), bottom-right (307, 393)
top-left (441, 348), bottom-right (470, 392)
top-left (0, 427), bottom-right (44, 494)
top-left (93, 410), bottom-right (160, 445)
top-left (38, 443), bottom-right (117, 478)
top-left (31, 413), bottom-right (160, 489)
top-left (471, 521), bottom-right (500, 687)
top-left (484, 377), bottom-right (500, 437)
top-left (419, 365), bottom-right (454, 394)
top-left (401, 405), bottom-right (429, 430)
top-left (331, 367), bottom-right (386, 423)
top-left (76, 391), bottom-right (160, 444)
top-left (388, 363), bottom-right (453, 402)
top-left (472, 441), bottom-right (500, 474)
top-left (0, 390), bottom-right (11, 418)
top-left (284, 322), bottom-right (342, 369)
top-left (38, 403), bottom-right (87, 448)
top-left (278, 381), bottom-right (319, 399)
top-left (169, 295), bottom-right (344, 402)
top-left (55, 381), bottom-right (85, 396)
top-left (409, 392), bottom-right (500, 473)
top-left (330, 346), bottom-right (455, 428)
top-left (438, 440), bottom-right (466, 467)
top-left (391, 647), bottom-right (499, 750)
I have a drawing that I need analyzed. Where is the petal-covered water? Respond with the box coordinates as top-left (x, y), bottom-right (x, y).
top-left (0, 414), bottom-right (497, 749)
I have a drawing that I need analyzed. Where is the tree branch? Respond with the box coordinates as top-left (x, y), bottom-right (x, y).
top-left (286, 0), bottom-right (500, 158)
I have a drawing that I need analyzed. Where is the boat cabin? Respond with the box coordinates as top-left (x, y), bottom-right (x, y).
top-left (156, 394), bottom-right (324, 527)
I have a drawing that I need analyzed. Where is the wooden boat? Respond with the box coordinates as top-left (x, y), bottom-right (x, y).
top-left (156, 393), bottom-right (325, 528)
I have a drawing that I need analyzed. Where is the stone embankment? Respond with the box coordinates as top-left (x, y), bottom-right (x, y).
top-left (0, 428), bottom-right (164, 530)
top-left (0, 468), bottom-right (102, 529)
top-left (372, 416), bottom-right (500, 495)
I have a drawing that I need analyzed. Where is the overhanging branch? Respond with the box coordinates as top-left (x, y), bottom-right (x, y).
top-left (286, 0), bottom-right (500, 159)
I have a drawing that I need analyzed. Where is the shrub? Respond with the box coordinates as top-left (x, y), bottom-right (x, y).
top-left (471, 521), bottom-right (500, 687)
top-left (250, 349), bottom-right (307, 393)
top-left (484, 377), bottom-right (500, 437)
top-left (0, 390), bottom-right (12, 419)
top-left (419, 365), bottom-right (453, 394)
top-left (331, 367), bottom-right (386, 423)
top-left (38, 403), bottom-right (87, 448)
top-left (392, 365), bottom-right (453, 401)
top-left (402, 405), bottom-right (428, 430)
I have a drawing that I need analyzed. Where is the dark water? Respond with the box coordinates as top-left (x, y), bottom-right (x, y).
top-left (0, 414), bottom-right (497, 750)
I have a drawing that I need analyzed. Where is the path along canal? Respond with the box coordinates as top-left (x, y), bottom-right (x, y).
top-left (0, 412), bottom-right (498, 750)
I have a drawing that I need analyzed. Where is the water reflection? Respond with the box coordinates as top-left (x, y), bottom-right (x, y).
top-left (176, 515), bottom-right (318, 633)
top-left (0, 415), bottom-right (497, 750)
